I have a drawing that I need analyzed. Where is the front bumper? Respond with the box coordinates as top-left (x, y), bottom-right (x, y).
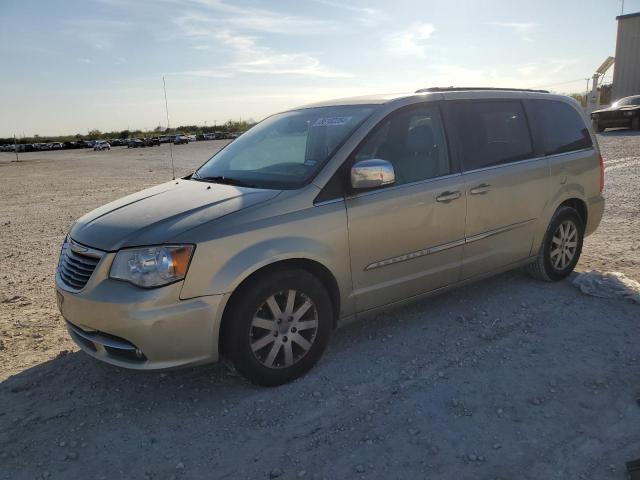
top-left (592, 117), bottom-right (633, 129)
top-left (56, 255), bottom-right (226, 370)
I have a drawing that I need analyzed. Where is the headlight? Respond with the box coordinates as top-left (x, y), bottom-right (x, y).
top-left (110, 245), bottom-right (194, 288)
top-left (623, 111), bottom-right (634, 117)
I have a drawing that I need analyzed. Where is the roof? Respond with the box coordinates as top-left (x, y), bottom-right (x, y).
top-left (616, 11), bottom-right (640, 20)
top-left (299, 87), bottom-right (555, 110)
top-left (300, 93), bottom-right (413, 108)
top-left (415, 86), bottom-right (550, 94)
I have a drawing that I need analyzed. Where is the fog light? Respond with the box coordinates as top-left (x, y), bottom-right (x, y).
top-left (135, 348), bottom-right (144, 358)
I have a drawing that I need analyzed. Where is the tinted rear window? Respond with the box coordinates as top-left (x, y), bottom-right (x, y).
top-left (448, 101), bottom-right (534, 171)
top-left (528, 100), bottom-right (592, 155)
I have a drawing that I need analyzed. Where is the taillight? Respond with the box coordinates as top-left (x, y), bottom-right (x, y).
top-left (599, 153), bottom-right (605, 192)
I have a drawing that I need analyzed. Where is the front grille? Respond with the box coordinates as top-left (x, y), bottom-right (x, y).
top-left (57, 238), bottom-right (104, 291)
top-left (597, 111), bottom-right (622, 120)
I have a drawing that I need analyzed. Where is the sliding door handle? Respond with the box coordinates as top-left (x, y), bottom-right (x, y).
top-left (470, 183), bottom-right (491, 195)
top-left (436, 191), bottom-right (461, 203)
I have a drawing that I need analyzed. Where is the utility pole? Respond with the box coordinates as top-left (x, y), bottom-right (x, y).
top-left (621, 0), bottom-right (625, 15)
top-left (162, 75), bottom-right (176, 180)
top-left (585, 78), bottom-right (590, 107)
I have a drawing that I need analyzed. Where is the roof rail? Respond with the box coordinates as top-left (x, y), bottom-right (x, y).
top-left (415, 87), bottom-right (550, 94)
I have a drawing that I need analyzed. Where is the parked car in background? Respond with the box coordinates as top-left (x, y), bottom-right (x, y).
top-left (203, 133), bottom-right (217, 140)
top-left (591, 94), bottom-right (640, 132)
top-left (56, 87), bottom-right (604, 386)
top-left (52, 142), bottom-right (64, 150)
top-left (127, 139), bottom-right (145, 148)
top-left (145, 137), bottom-right (160, 146)
top-left (62, 141), bottom-right (84, 149)
top-left (174, 134), bottom-right (189, 145)
top-left (159, 135), bottom-right (172, 143)
top-left (93, 141), bottom-right (111, 151)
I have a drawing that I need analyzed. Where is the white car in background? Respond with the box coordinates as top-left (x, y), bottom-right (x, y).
top-left (93, 141), bottom-right (111, 151)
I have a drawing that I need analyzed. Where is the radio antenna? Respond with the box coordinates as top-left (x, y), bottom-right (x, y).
top-left (163, 75), bottom-right (176, 180)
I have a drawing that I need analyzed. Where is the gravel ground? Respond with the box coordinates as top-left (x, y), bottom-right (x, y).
top-left (0, 133), bottom-right (639, 480)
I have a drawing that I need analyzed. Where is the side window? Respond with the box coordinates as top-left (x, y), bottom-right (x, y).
top-left (529, 100), bottom-right (593, 155)
top-left (449, 101), bottom-right (534, 171)
top-left (353, 106), bottom-right (450, 186)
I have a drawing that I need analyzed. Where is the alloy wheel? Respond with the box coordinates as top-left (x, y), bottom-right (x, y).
top-left (550, 220), bottom-right (578, 270)
top-left (249, 290), bottom-right (319, 369)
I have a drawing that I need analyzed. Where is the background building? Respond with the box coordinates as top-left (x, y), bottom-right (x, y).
top-left (612, 11), bottom-right (640, 100)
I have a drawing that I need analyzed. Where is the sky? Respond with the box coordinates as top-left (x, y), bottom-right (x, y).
top-left (1, 0), bottom-right (638, 137)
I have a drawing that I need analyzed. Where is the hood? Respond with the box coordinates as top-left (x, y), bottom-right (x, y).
top-left (70, 179), bottom-right (280, 251)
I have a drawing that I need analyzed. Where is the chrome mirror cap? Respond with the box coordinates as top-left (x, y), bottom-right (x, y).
top-left (350, 159), bottom-right (396, 190)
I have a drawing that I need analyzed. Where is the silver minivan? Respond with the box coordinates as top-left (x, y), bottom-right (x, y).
top-left (56, 87), bottom-right (605, 385)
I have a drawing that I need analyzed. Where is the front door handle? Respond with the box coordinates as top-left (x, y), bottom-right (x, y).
top-left (436, 190), bottom-right (461, 203)
top-left (470, 183), bottom-right (491, 195)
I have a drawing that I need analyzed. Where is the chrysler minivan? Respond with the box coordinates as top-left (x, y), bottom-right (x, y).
top-left (56, 87), bottom-right (604, 385)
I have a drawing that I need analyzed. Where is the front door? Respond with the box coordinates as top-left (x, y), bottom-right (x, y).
top-left (345, 104), bottom-right (466, 312)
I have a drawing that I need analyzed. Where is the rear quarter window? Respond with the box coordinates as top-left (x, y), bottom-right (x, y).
top-left (528, 100), bottom-right (593, 155)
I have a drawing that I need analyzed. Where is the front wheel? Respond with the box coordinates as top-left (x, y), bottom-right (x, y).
top-left (526, 206), bottom-right (584, 281)
top-left (222, 268), bottom-right (333, 386)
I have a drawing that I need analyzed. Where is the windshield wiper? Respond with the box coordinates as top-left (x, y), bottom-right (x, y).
top-left (192, 174), bottom-right (259, 188)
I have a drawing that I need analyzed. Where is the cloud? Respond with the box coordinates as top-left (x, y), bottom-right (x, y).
top-left (173, 13), bottom-right (351, 78)
top-left (385, 23), bottom-right (435, 57)
top-left (63, 19), bottom-right (133, 51)
top-left (311, 0), bottom-right (383, 26)
top-left (486, 22), bottom-right (537, 41)
top-left (183, 0), bottom-right (332, 34)
top-left (72, 0), bottom-right (352, 78)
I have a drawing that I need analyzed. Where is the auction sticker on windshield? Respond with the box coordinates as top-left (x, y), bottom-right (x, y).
top-left (313, 116), bottom-right (352, 127)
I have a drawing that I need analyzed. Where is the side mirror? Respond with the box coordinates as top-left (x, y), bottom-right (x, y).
top-left (350, 159), bottom-right (395, 190)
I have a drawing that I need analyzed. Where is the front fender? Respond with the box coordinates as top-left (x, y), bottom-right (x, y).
top-left (179, 200), bottom-right (353, 317)
top-left (209, 237), bottom-right (343, 297)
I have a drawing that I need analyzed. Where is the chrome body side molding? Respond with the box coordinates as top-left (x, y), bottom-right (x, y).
top-left (364, 218), bottom-right (536, 271)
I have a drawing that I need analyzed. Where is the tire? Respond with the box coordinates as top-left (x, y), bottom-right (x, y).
top-left (632, 116), bottom-right (640, 131)
top-left (526, 206), bottom-right (584, 282)
top-left (593, 121), bottom-right (605, 133)
top-left (223, 268), bottom-right (333, 386)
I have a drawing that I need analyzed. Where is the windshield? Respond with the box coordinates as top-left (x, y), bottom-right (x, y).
top-left (194, 105), bottom-right (377, 189)
top-left (613, 96), bottom-right (640, 107)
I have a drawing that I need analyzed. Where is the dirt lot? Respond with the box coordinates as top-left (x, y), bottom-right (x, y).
top-left (1, 134), bottom-right (639, 480)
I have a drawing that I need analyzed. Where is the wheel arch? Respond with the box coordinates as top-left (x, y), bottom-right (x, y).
top-left (557, 197), bottom-right (588, 227)
top-left (532, 193), bottom-right (588, 255)
top-left (218, 258), bottom-right (342, 355)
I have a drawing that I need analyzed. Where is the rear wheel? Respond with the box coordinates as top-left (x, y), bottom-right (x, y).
top-left (526, 206), bottom-right (584, 282)
top-left (223, 268), bottom-right (333, 386)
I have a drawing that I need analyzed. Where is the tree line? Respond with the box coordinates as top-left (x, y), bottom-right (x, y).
top-left (0, 119), bottom-right (255, 145)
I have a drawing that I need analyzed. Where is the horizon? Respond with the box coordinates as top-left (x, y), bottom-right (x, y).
top-left (1, 0), bottom-right (638, 137)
